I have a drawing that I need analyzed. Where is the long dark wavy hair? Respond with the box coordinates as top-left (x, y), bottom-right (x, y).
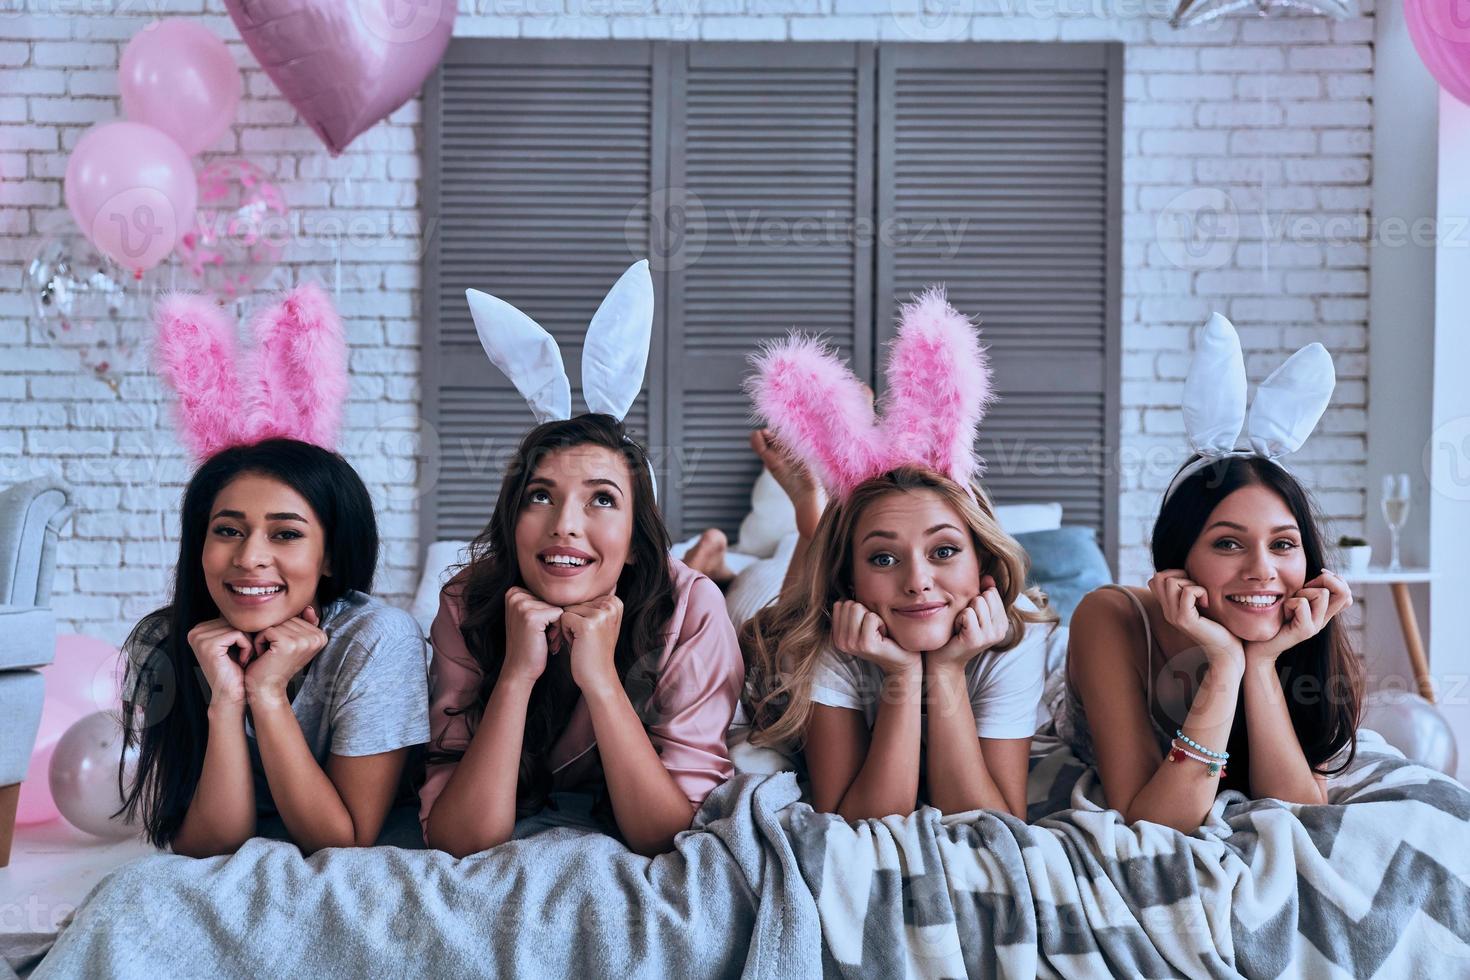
top-left (1154, 455), bottom-right (1363, 790)
top-left (119, 439), bottom-right (379, 847)
top-left (427, 414), bottom-right (675, 815)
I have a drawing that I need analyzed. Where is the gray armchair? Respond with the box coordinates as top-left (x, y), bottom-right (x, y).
top-left (0, 477), bottom-right (72, 867)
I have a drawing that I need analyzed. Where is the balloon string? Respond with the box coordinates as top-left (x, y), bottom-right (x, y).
top-left (1259, 80), bottom-right (1270, 284)
top-left (337, 171), bottom-right (353, 300)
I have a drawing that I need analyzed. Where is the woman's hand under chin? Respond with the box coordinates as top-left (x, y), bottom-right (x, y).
top-left (562, 593), bottom-right (624, 694)
top-left (1244, 570), bottom-right (1352, 665)
top-left (831, 599), bottom-right (922, 677)
top-left (1149, 569), bottom-right (1246, 674)
top-left (926, 575), bottom-right (1007, 671)
top-left (242, 604), bottom-right (329, 705)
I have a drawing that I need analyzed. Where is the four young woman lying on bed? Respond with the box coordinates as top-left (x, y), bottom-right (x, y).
top-left (118, 268), bottom-right (1363, 858)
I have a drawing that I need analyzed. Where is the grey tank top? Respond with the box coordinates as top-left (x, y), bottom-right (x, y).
top-left (1049, 584), bottom-right (1174, 765)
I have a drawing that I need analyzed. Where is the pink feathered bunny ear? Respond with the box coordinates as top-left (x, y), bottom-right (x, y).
top-left (879, 287), bottom-right (994, 488)
top-left (154, 293), bottom-right (246, 459)
top-left (744, 334), bottom-right (887, 500)
top-left (247, 283), bottom-right (348, 450)
top-left (154, 284), bottom-right (348, 461)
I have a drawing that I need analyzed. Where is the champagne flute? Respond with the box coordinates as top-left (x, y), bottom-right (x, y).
top-left (1381, 473), bottom-right (1411, 573)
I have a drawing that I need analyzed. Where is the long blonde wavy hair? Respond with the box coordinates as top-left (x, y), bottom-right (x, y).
top-left (740, 464), bottom-right (1057, 748)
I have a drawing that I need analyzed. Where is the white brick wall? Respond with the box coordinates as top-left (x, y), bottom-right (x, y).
top-left (1, 0), bottom-right (1374, 645)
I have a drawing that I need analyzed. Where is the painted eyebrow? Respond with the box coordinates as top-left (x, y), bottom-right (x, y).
top-left (211, 510), bottom-right (309, 522)
top-left (1205, 521), bottom-right (1299, 534)
top-left (860, 523), bottom-right (962, 543)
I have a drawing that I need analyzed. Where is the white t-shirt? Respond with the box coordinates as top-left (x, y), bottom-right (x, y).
top-left (809, 593), bottom-right (1051, 740)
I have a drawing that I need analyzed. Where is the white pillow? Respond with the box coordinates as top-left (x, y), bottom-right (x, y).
top-left (992, 502), bottom-right (1063, 535)
top-left (410, 540), bottom-right (472, 636)
top-left (734, 469), bottom-right (797, 559)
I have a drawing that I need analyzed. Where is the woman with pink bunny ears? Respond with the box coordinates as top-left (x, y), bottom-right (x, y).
top-left (119, 285), bottom-right (430, 856)
top-left (741, 289), bottom-right (1058, 821)
top-left (1053, 313), bottom-right (1363, 834)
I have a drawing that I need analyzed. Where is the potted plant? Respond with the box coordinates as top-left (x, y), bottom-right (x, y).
top-left (1338, 535), bottom-right (1372, 575)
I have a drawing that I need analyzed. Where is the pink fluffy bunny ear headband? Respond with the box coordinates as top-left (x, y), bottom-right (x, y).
top-left (153, 283), bottom-right (349, 461)
top-left (745, 286), bottom-right (994, 501)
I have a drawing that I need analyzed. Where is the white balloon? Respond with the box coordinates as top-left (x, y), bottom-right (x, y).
top-left (1362, 691), bottom-right (1459, 776)
top-left (49, 711), bottom-right (142, 840)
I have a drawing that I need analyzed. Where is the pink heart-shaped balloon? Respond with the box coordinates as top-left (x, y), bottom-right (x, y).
top-left (225, 0), bottom-right (456, 156)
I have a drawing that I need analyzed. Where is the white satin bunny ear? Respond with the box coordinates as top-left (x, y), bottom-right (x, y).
top-left (582, 260), bottom-right (653, 421)
top-left (1246, 343), bottom-right (1335, 458)
top-left (1182, 312), bottom-right (1248, 456)
top-left (466, 287), bottom-right (572, 424)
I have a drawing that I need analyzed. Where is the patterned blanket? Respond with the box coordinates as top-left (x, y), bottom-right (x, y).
top-left (791, 730), bottom-right (1470, 977)
top-left (23, 731), bottom-right (1470, 979)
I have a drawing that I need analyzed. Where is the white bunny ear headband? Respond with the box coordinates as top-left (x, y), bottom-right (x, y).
top-left (1164, 312), bottom-right (1336, 503)
top-left (467, 260), bottom-right (656, 490)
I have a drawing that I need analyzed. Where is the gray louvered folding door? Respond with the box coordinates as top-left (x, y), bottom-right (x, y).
top-left (422, 40), bottom-right (667, 546)
top-left (661, 43), bottom-right (875, 540)
top-left (424, 40), bottom-right (1120, 565)
top-left (876, 43), bottom-right (1121, 566)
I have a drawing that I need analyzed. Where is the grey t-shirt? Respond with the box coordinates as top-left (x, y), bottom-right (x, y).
top-left (243, 591), bottom-right (431, 812)
top-left (124, 591), bottom-right (431, 816)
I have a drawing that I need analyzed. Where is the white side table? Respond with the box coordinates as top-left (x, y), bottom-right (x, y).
top-left (1339, 568), bottom-right (1435, 702)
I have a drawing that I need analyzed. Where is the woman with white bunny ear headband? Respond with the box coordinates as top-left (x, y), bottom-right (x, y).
top-left (739, 287), bottom-right (1059, 822)
top-left (419, 261), bottom-right (746, 858)
top-left (1054, 312), bottom-right (1363, 834)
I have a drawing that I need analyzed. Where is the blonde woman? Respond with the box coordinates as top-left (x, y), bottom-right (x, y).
top-left (743, 466), bottom-right (1054, 820)
top-left (738, 289), bottom-right (1055, 820)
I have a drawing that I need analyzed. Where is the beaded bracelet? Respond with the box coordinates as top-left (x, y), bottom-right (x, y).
top-left (1168, 740), bottom-right (1227, 777)
top-left (1175, 729), bottom-right (1229, 761)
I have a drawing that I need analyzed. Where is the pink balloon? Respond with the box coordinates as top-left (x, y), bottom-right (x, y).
top-left (1406, 0), bottom-right (1470, 105)
top-left (64, 122), bottom-right (198, 275)
top-left (120, 19), bottom-right (242, 157)
top-left (50, 711), bottom-right (141, 840)
top-left (16, 635), bottom-right (125, 827)
top-left (224, 0), bottom-right (455, 156)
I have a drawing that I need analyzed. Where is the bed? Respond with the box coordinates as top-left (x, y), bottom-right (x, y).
top-left (16, 730), bottom-right (1470, 978)
top-left (13, 510), bottom-right (1470, 978)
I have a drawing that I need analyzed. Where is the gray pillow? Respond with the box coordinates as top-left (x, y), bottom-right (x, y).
top-left (1014, 526), bottom-right (1113, 626)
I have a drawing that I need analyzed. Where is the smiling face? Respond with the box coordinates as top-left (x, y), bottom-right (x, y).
top-left (202, 473), bottom-right (331, 633)
top-left (848, 489), bottom-right (984, 653)
top-left (1183, 482), bottom-right (1309, 643)
top-left (513, 445), bottom-right (635, 607)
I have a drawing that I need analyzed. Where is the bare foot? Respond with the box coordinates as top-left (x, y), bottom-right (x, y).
top-left (684, 527), bottom-right (735, 586)
top-left (749, 428), bottom-right (826, 538)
